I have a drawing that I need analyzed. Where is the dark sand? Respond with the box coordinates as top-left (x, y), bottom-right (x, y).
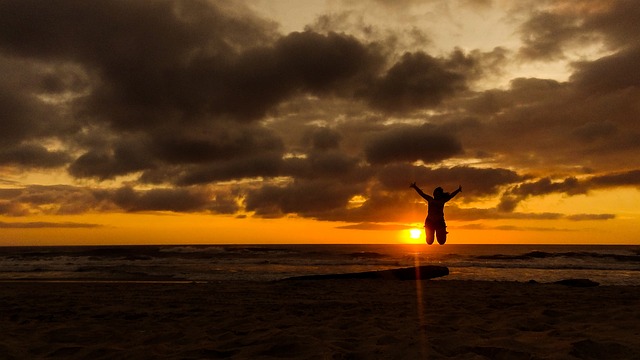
top-left (1, 279), bottom-right (639, 359)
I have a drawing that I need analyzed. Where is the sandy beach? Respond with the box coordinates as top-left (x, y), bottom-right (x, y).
top-left (1, 278), bottom-right (639, 359)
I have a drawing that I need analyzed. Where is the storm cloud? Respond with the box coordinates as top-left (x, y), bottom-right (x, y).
top-left (365, 125), bottom-right (463, 165)
top-left (0, 0), bottom-right (638, 231)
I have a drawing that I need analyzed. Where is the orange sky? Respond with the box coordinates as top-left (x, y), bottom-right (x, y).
top-left (0, 0), bottom-right (638, 245)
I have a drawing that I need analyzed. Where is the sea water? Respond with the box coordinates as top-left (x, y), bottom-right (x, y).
top-left (0, 244), bottom-right (638, 285)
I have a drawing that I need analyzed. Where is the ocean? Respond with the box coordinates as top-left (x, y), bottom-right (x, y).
top-left (0, 244), bottom-right (638, 285)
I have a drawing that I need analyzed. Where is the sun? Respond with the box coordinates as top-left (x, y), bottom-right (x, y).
top-left (403, 228), bottom-right (423, 244)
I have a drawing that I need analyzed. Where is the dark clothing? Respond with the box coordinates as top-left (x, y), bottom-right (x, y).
top-left (425, 200), bottom-right (448, 246)
top-left (425, 217), bottom-right (446, 230)
top-left (424, 195), bottom-right (452, 229)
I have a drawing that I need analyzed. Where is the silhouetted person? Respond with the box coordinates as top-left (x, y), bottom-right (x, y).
top-left (410, 183), bottom-right (461, 245)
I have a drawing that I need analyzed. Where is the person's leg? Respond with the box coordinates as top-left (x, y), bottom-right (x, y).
top-left (436, 228), bottom-right (447, 245)
top-left (425, 226), bottom-right (435, 245)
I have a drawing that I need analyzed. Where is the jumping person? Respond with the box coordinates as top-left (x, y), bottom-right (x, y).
top-left (410, 182), bottom-right (461, 245)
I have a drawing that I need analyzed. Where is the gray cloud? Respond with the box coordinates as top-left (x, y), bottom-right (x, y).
top-left (571, 46), bottom-right (640, 94)
top-left (459, 72), bottom-right (640, 174)
top-left (377, 164), bottom-right (525, 198)
top-left (245, 179), bottom-right (359, 218)
top-left (0, 185), bottom-right (112, 216)
top-left (518, 10), bottom-right (589, 61)
top-left (0, 143), bottom-right (71, 168)
top-left (302, 126), bottom-right (342, 151)
top-left (365, 125), bottom-right (463, 165)
top-left (68, 140), bottom-right (153, 180)
top-left (324, 193), bottom-right (412, 223)
top-left (173, 152), bottom-right (285, 186)
top-left (0, 184), bottom-right (240, 215)
top-left (498, 170), bottom-right (640, 212)
top-left (565, 214), bottom-right (615, 221)
top-left (113, 186), bottom-right (213, 213)
top-left (283, 152), bottom-right (362, 181)
top-left (0, 56), bottom-right (79, 170)
top-left (499, 177), bottom-right (586, 212)
top-left (588, 169), bottom-right (640, 188)
top-left (516, 1), bottom-right (640, 61)
top-left (364, 51), bottom-right (469, 112)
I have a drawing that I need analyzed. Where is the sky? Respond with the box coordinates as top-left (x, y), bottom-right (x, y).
top-left (0, 0), bottom-right (639, 245)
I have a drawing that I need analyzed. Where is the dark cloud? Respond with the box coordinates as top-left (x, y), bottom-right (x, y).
top-left (245, 162), bottom-right (525, 223)
top-left (0, 143), bottom-right (70, 168)
top-left (274, 31), bottom-right (382, 94)
top-left (151, 124), bottom-right (284, 165)
top-left (0, 200), bottom-right (29, 217)
top-left (0, 0), bottom-right (483, 186)
top-left (67, 122), bottom-right (286, 182)
top-left (498, 170), bottom-right (640, 212)
top-left (0, 184), bottom-right (240, 215)
top-left (245, 180), bottom-right (359, 218)
top-left (0, 0), bottom-right (275, 127)
top-left (365, 51), bottom-right (468, 112)
top-left (0, 56), bottom-right (78, 152)
top-left (498, 177), bottom-right (585, 212)
top-left (517, 1), bottom-right (640, 61)
top-left (377, 164), bottom-right (525, 198)
top-left (0, 0), bottom-right (406, 184)
top-left (510, 177), bottom-right (585, 197)
top-left (586, 0), bottom-right (640, 49)
top-left (0, 167), bottom-right (631, 225)
top-left (68, 141), bottom-right (153, 180)
top-left (282, 151), bottom-right (365, 182)
top-left (0, 76), bottom-right (42, 146)
top-left (0, 185), bottom-right (112, 215)
top-left (173, 152), bottom-right (285, 186)
top-left (518, 10), bottom-right (588, 61)
top-left (458, 68), bottom-right (640, 174)
top-left (588, 169), bottom-right (640, 187)
top-left (318, 191), bottom-right (414, 223)
top-left (570, 46), bottom-right (640, 94)
top-left (365, 125), bottom-right (463, 165)
top-left (302, 127), bottom-right (342, 151)
top-left (565, 213), bottom-right (615, 221)
top-left (463, 77), bottom-right (564, 116)
top-left (571, 121), bottom-right (618, 142)
top-left (113, 186), bottom-right (217, 213)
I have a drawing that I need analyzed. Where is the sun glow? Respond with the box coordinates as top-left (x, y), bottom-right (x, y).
top-left (409, 228), bottom-right (422, 239)
top-left (401, 228), bottom-right (425, 244)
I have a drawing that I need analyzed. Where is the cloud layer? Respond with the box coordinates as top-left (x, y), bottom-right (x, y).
top-left (0, 0), bottom-right (638, 228)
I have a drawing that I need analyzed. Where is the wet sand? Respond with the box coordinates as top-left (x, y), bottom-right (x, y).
top-left (1, 279), bottom-right (639, 359)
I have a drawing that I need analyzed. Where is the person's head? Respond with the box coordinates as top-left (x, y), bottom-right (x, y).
top-left (433, 187), bottom-right (444, 198)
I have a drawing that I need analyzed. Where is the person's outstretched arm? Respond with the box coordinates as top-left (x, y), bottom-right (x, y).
top-left (410, 182), bottom-right (432, 201)
top-left (449, 185), bottom-right (462, 199)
